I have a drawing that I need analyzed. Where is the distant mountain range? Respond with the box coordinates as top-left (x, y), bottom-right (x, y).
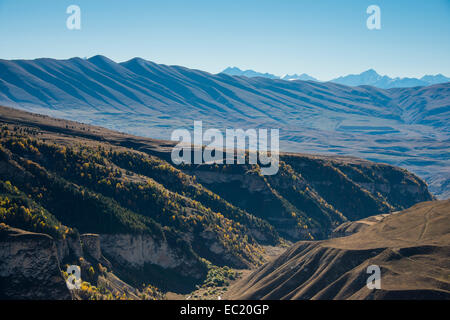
top-left (331, 69), bottom-right (450, 88)
top-left (221, 67), bottom-right (450, 88)
top-left (0, 56), bottom-right (449, 198)
top-left (221, 67), bottom-right (280, 79)
top-left (280, 73), bottom-right (318, 81)
top-left (222, 67), bottom-right (317, 82)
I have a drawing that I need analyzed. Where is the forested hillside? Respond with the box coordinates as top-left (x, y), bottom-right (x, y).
top-left (0, 106), bottom-right (433, 295)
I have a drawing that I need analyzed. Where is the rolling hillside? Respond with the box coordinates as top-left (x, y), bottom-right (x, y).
top-left (226, 199), bottom-right (450, 300)
top-left (221, 67), bottom-right (450, 88)
top-left (0, 57), bottom-right (448, 198)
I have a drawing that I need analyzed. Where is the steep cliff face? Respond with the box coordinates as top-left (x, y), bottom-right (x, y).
top-left (79, 233), bottom-right (112, 270)
top-left (99, 233), bottom-right (207, 292)
top-left (0, 224), bottom-right (71, 300)
top-left (184, 156), bottom-right (433, 241)
top-left (0, 223), bottom-right (198, 299)
top-left (55, 233), bottom-right (83, 263)
top-left (99, 234), bottom-right (202, 276)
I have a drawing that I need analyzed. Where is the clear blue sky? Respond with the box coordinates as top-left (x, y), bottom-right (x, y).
top-left (0, 0), bottom-right (449, 80)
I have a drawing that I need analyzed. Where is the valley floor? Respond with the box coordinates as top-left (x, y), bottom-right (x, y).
top-left (167, 245), bottom-right (288, 300)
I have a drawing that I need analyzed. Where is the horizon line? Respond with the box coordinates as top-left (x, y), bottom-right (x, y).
top-left (1, 54), bottom-right (449, 81)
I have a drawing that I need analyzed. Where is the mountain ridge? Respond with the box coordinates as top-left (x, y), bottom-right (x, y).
top-left (221, 66), bottom-right (450, 88)
top-left (0, 56), bottom-right (449, 198)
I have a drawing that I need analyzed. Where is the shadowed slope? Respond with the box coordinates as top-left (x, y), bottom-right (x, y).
top-left (226, 200), bottom-right (450, 300)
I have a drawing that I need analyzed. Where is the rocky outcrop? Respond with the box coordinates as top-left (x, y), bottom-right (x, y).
top-left (55, 233), bottom-right (83, 263)
top-left (81, 234), bottom-right (101, 260)
top-left (185, 155), bottom-right (433, 243)
top-left (0, 225), bottom-right (71, 300)
top-left (100, 234), bottom-right (178, 269)
top-left (0, 222), bottom-right (206, 298)
top-left (99, 234), bottom-right (204, 280)
top-left (80, 233), bottom-right (112, 270)
top-left (227, 200), bottom-right (450, 300)
top-left (98, 233), bottom-right (208, 292)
